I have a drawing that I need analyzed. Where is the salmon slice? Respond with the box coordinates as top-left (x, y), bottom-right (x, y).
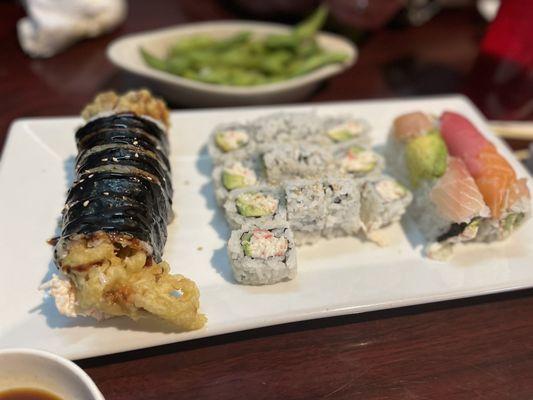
top-left (430, 157), bottom-right (488, 223)
top-left (393, 112), bottom-right (434, 142)
top-left (475, 173), bottom-right (513, 219)
top-left (477, 150), bottom-right (516, 181)
top-left (476, 150), bottom-right (519, 218)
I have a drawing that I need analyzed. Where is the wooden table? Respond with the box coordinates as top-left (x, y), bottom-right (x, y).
top-left (2, 1), bottom-right (533, 398)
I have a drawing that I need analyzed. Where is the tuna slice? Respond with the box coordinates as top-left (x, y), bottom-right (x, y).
top-left (430, 157), bottom-right (489, 223)
top-left (440, 112), bottom-right (490, 161)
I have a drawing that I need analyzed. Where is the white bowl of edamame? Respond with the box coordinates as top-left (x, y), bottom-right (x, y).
top-left (107, 11), bottom-right (357, 106)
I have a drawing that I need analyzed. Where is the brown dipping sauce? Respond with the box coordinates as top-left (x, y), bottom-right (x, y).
top-left (0, 388), bottom-right (62, 400)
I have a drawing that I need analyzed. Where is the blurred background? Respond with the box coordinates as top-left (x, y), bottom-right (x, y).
top-left (1, 0), bottom-right (532, 159)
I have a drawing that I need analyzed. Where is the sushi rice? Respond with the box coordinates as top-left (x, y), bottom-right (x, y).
top-left (262, 143), bottom-right (333, 184)
top-left (251, 112), bottom-right (324, 150)
top-left (322, 177), bottom-right (363, 238)
top-left (285, 179), bottom-right (328, 245)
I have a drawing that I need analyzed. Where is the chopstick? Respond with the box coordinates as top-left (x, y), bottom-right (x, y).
top-left (489, 120), bottom-right (533, 141)
top-left (512, 149), bottom-right (530, 161)
top-left (488, 120), bottom-right (532, 162)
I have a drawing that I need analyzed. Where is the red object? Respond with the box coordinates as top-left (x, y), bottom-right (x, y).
top-left (464, 0), bottom-right (533, 120)
top-left (481, 0), bottom-right (533, 68)
top-left (440, 111), bottom-right (491, 174)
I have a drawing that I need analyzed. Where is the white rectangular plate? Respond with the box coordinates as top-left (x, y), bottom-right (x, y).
top-left (1, 95), bottom-right (532, 360)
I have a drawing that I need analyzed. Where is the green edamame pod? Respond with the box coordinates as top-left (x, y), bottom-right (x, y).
top-left (168, 35), bottom-right (216, 57)
top-left (213, 31), bottom-right (252, 51)
top-left (294, 4), bottom-right (328, 40)
top-left (264, 34), bottom-right (299, 49)
top-left (140, 48), bottom-right (167, 71)
top-left (289, 52), bottom-right (348, 76)
top-left (259, 50), bottom-right (292, 74)
top-left (296, 39), bottom-right (320, 58)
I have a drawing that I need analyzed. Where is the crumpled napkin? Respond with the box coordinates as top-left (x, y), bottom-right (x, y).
top-left (17, 0), bottom-right (127, 58)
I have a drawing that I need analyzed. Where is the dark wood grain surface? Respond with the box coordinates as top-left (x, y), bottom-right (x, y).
top-left (2, 1), bottom-right (533, 399)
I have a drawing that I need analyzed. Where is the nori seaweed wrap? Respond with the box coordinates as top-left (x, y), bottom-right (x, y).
top-left (44, 90), bottom-right (205, 330)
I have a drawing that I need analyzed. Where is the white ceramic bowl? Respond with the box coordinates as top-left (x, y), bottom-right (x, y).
top-left (0, 348), bottom-right (104, 399)
top-left (107, 21), bottom-right (357, 106)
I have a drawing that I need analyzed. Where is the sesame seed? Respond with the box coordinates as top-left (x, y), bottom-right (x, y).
top-left (88, 174), bottom-right (94, 178)
top-left (103, 192), bottom-right (109, 196)
top-left (112, 157), bottom-right (118, 162)
top-left (83, 200), bottom-right (89, 207)
top-left (101, 158), bottom-right (108, 162)
top-left (133, 140), bottom-right (138, 145)
top-left (134, 153), bottom-right (139, 158)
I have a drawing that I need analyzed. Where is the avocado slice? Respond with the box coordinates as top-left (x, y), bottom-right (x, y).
top-left (215, 131), bottom-right (247, 153)
top-left (236, 193), bottom-right (275, 217)
top-left (328, 129), bottom-right (355, 142)
top-left (215, 132), bottom-right (232, 152)
top-left (241, 232), bottom-right (253, 256)
top-left (222, 171), bottom-right (247, 190)
top-left (405, 131), bottom-right (448, 186)
top-left (504, 212), bottom-right (525, 231)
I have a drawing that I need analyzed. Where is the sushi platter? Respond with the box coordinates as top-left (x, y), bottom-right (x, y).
top-left (1, 94), bottom-right (532, 360)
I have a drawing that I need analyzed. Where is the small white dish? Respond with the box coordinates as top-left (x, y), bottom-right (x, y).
top-left (107, 21), bottom-right (357, 106)
top-left (0, 348), bottom-right (104, 399)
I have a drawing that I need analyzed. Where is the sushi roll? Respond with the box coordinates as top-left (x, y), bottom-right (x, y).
top-left (223, 185), bottom-right (287, 229)
top-left (227, 225), bottom-right (297, 285)
top-left (212, 159), bottom-right (264, 206)
top-left (360, 175), bottom-right (412, 231)
top-left (322, 178), bottom-right (362, 238)
top-left (208, 122), bottom-right (257, 164)
top-left (252, 112), bottom-right (323, 150)
top-left (387, 111), bottom-right (490, 259)
top-left (310, 115), bottom-right (371, 147)
top-left (334, 145), bottom-right (384, 179)
top-left (45, 90), bottom-right (206, 330)
top-left (262, 143), bottom-right (333, 184)
top-left (285, 178), bottom-right (366, 243)
top-left (285, 179), bottom-right (327, 245)
top-left (440, 111), bottom-right (531, 242)
top-left (412, 157), bottom-right (490, 259)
